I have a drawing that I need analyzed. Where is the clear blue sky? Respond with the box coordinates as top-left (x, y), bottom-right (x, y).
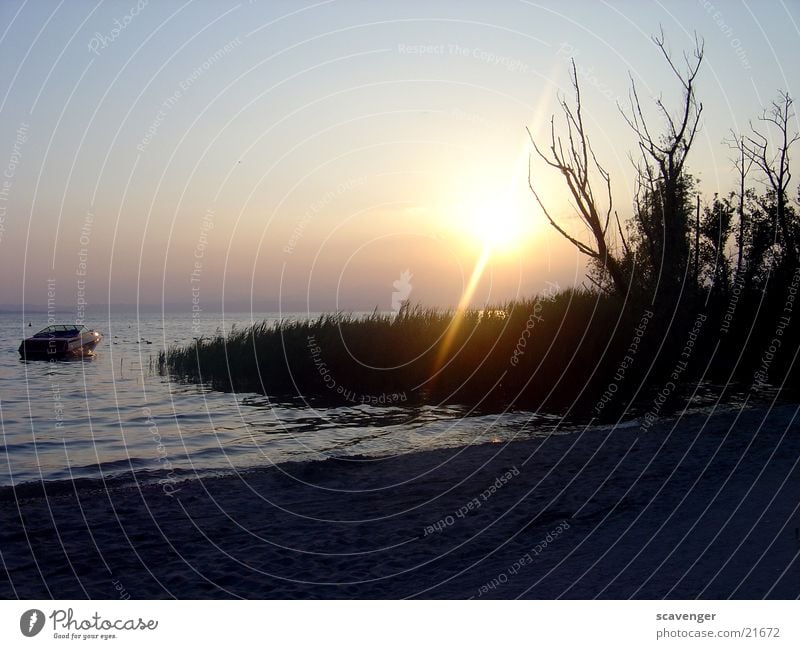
top-left (0, 0), bottom-right (797, 312)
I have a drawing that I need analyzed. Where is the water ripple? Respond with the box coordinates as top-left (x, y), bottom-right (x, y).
top-left (0, 310), bottom-right (570, 487)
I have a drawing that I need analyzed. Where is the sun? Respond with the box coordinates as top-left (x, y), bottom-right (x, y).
top-left (465, 192), bottom-right (534, 255)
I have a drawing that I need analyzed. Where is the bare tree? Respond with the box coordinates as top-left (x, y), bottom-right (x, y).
top-left (527, 60), bottom-right (627, 295)
top-left (621, 29), bottom-right (704, 291)
top-left (741, 91), bottom-right (800, 267)
top-left (726, 133), bottom-right (755, 279)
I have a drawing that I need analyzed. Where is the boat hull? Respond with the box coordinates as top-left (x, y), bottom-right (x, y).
top-left (19, 331), bottom-right (103, 360)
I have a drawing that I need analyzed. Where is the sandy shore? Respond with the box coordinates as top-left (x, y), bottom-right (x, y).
top-left (1, 403), bottom-right (799, 598)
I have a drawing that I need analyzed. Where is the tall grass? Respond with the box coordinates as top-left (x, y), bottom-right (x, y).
top-left (164, 290), bottom-right (631, 413)
top-left (161, 287), bottom-right (800, 418)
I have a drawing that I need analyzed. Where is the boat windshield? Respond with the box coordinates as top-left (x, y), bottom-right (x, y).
top-left (33, 324), bottom-right (88, 337)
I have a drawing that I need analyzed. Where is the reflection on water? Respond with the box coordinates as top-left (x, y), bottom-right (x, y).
top-left (0, 310), bottom-right (568, 487)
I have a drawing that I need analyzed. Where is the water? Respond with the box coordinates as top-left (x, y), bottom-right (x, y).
top-left (0, 309), bottom-right (565, 487)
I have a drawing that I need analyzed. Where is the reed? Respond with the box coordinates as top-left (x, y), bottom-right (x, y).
top-left (164, 291), bottom-right (621, 411)
top-left (160, 287), bottom-right (800, 417)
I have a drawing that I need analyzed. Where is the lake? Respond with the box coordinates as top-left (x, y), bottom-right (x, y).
top-left (0, 309), bottom-right (564, 487)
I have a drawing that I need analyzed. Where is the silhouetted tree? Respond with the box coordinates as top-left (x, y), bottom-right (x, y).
top-left (622, 29), bottom-right (704, 296)
top-left (696, 193), bottom-right (734, 295)
top-left (737, 188), bottom-right (786, 290)
top-left (726, 134), bottom-right (755, 280)
top-left (527, 61), bottom-right (628, 295)
top-left (626, 169), bottom-right (697, 293)
top-left (741, 91), bottom-right (799, 271)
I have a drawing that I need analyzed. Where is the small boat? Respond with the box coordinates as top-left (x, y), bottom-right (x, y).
top-left (19, 324), bottom-right (103, 359)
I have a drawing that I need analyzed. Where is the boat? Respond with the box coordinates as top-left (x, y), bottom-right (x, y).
top-left (19, 324), bottom-right (103, 359)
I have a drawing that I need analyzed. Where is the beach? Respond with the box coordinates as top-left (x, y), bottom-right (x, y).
top-left (1, 403), bottom-right (798, 599)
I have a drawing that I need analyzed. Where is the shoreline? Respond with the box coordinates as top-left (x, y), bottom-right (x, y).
top-left (0, 384), bottom-right (776, 492)
top-left (1, 403), bottom-right (799, 598)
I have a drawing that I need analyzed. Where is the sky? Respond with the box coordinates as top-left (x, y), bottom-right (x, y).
top-left (0, 0), bottom-right (797, 314)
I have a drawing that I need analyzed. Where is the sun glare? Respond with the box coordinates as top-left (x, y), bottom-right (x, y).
top-left (465, 192), bottom-right (534, 255)
top-left (430, 187), bottom-right (534, 373)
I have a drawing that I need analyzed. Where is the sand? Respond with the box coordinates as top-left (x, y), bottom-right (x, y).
top-left (1, 403), bottom-right (799, 599)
